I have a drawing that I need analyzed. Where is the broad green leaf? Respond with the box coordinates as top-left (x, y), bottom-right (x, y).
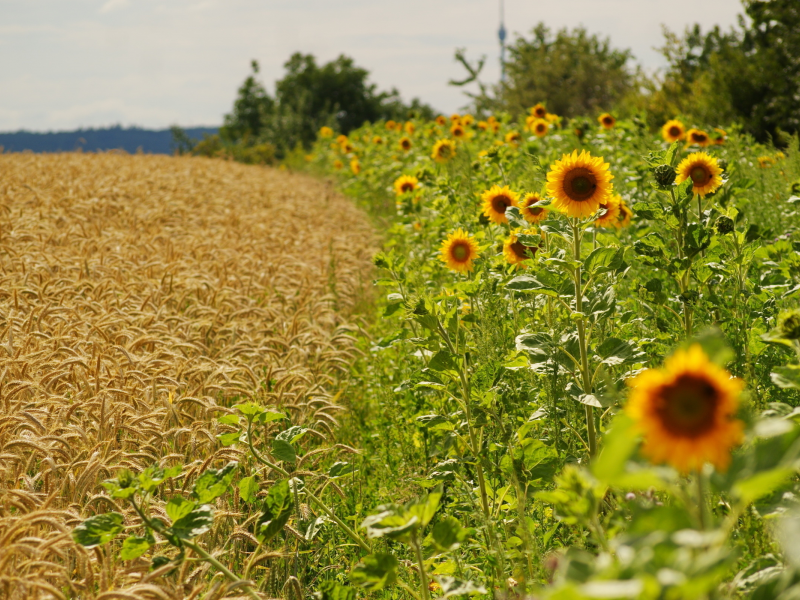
top-left (238, 476), bottom-right (259, 502)
top-left (350, 553), bottom-right (398, 591)
top-left (256, 411), bottom-right (288, 424)
top-left (119, 535), bottom-right (152, 560)
top-left (592, 415), bottom-right (639, 485)
top-left (771, 365), bottom-right (800, 390)
top-left (276, 425), bottom-right (308, 444)
top-left (633, 233), bottom-right (667, 259)
top-left (506, 275), bottom-right (558, 297)
top-left (216, 431), bottom-right (241, 446)
top-left (192, 461), bottom-right (238, 503)
top-left (233, 401), bottom-right (265, 417)
top-left (733, 467), bottom-right (796, 505)
top-left (584, 247), bottom-right (623, 274)
top-left (407, 487), bottom-right (442, 528)
top-left (169, 504), bottom-right (215, 539)
top-left (429, 516), bottom-right (472, 553)
top-left (314, 581), bottom-right (357, 600)
top-left (594, 337), bottom-right (644, 367)
top-left (166, 496), bottom-right (196, 523)
top-left (361, 508), bottom-right (419, 541)
top-left (138, 465), bottom-right (181, 493)
top-left (217, 413), bottom-right (239, 425)
top-left (72, 513), bottom-right (124, 548)
top-left (435, 576), bottom-right (488, 598)
top-left (428, 350), bottom-right (459, 374)
top-left (272, 439), bottom-right (297, 464)
top-left (257, 479), bottom-right (293, 543)
top-left (328, 462), bottom-right (356, 478)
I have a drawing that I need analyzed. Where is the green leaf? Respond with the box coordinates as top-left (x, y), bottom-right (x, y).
top-left (429, 516), bottom-right (471, 553)
top-left (314, 581), bottom-right (357, 600)
top-left (276, 425), bottom-right (308, 444)
top-left (256, 411), bottom-right (288, 424)
top-left (733, 467), bottom-right (796, 505)
top-left (592, 415), bottom-right (639, 485)
top-left (217, 414), bottom-right (239, 425)
top-left (362, 508), bottom-right (419, 541)
top-left (119, 535), bottom-right (153, 560)
top-left (166, 496), bottom-right (196, 523)
top-left (138, 465), bottom-right (181, 493)
top-left (272, 439), bottom-right (297, 464)
top-left (435, 576), bottom-right (487, 598)
top-left (633, 233), bottom-right (667, 258)
top-left (257, 479), bottom-right (293, 543)
top-left (192, 461), bottom-right (238, 503)
top-left (428, 350), bottom-right (458, 374)
top-left (72, 513), bottom-right (124, 548)
top-left (632, 202), bottom-right (663, 220)
top-left (517, 439), bottom-right (559, 480)
top-left (506, 275), bottom-right (558, 297)
top-left (771, 365), bottom-right (800, 390)
top-left (328, 462), bottom-right (356, 478)
top-left (216, 431), bottom-right (241, 446)
top-left (233, 401), bottom-right (265, 417)
top-left (584, 247), bottom-right (623, 274)
top-left (407, 487), bottom-right (442, 528)
top-left (664, 140), bottom-right (680, 166)
top-left (169, 504), bottom-right (215, 539)
top-left (350, 553), bottom-right (398, 591)
top-left (594, 337), bottom-right (644, 367)
top-left (238, 476), bottom-right (259, 502)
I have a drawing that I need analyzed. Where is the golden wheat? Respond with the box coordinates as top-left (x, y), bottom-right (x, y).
top-left (0, 152), bottom-right (376, 599)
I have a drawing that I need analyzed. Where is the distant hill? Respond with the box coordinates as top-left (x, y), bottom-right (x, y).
top-left (0, 125), bottom-right (219, 155)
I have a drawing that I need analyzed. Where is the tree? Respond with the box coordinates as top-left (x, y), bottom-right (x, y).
top-left (485, 24), bottom-right (637, 118)
top-left (221, 60), bottom-right (274, 141)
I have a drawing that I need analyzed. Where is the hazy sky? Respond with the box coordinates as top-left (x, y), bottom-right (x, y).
top-left (0, 0), bottom-right (743, 132)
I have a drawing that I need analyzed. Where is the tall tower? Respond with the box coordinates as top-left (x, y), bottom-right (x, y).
top-left (498, 0), bottom-right (507, 82)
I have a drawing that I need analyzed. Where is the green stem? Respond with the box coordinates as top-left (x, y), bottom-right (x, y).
top-left (412, 537), bottom-right (431, 600)
top-left (183, 540), bottom-right (261, 600)
top-left (696, 471), bottom-right (707, 531)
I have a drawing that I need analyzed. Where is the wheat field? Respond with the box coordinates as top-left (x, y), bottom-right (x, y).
top-left (0, 152), bottom-right (376, 599)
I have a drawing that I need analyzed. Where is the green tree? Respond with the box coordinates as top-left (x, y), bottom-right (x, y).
top-left (221, 60), bottom-right (274, 141)
top-left (486, 24), bottom-right (637, 118)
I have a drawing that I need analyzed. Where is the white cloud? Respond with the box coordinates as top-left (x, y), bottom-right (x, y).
top-left (100, 0), bottom-right (130, 14)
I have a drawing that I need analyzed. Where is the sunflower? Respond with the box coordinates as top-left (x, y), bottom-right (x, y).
top-left (477, 121), bottom-right (488, 131)
top-left (440, 229), bottom-right (480, 273)
top-left (405, 122), bottom-right (416, 135)
top-left (487, 116), bottom-right (497, 124)
top-left (394, 175), bottom-right (419, 196)
top-left (385, 120), bottom-right (396, 130)
top-left (319, 126), bottom-right (333, 138)
top-left (399, 137), bottom-right (412, 151)
top-left (545, 150), bottom-right (614, 218)
top-left (333, 159), bottom-right (343, 170)
top-left (530, 118), bottom-right (549, 138)
top-left (350, 159), bottom-right (361, 175)
top-left (530, 103), bottom-right (547, 119)
top-left (503, 229), bottom-right (540, 266)
top-left (431, 139), bottom-right (457, 163)
top-left (461, 114), bottom-right (475, 126)
top-left (489, 121), bottom-right (500, 133)
top-left (626, 344), bottom-right (744, 473)
top-left (546, 113), bottom-right (560, 124)
top-left (450, 124), bottom-right (466, 139)
top-left (340, 142), bottom-right (355, 154)
top-left (481, 185), bottom-right (520, 224)
top-left (618, 201), bottom-right (633, 228)
top-left (335, 134), bottom-right (348, 145)
top-left (450, 113), bottom-right (461, 122)
top-left (505, 131), bottom-right (521, 146)
top-left (595, 194), bottom-right (622, 228)
top-left (304, 154), bottom-right (314, 162)
top-left (372, 136), bottom-right (383, 145)
top-left (686, 128), bottom-right (711, 147)
top-left (712, 128), bottom-right (727, 145)
top-left (598, 113), bottom-right (616, 129)
top-left (661, 120), bottom-right (685, 143)
top-left (757, 156), bottom-right (774, 169)
top-left (519, 192), bottom-right (548, 224)
top-left (676, 152), bottom-right (723, 197)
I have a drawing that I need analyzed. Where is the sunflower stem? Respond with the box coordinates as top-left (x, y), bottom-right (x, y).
top-left (696, 471), bottom-right (707, 531)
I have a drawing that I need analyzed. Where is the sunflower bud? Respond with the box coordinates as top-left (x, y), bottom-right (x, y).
top-left (778, 309), bottom-right (800, 340)
top-left (653, 164), bottom-right (676, 188)
top-left (715, 216), bottom-right (735, 235)
top-left (717, 159), bottom-right (729, 172)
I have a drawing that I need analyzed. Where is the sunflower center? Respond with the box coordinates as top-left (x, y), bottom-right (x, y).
top-left (491, 195), bottom-right (512, 215)
top-left (401, 183), bottom-right (414, 193)
top-left (563, 168), bottom-right (598, 202)
top-left (510, 241), bottom-right (534, 259)
top-left (451, 242), bottom-right (470, 262)
top-left (669, 126), bottom-right (681, 138)
top-left (603, 117), bottom-right (613, 125)
top-left (657, 374), bottom-right (719, 437)
top-left (690, 166), bottom-right (711, 186)
top-left (439, 146), bottom-right (452, 158)
top-left (529, 206), bottom-right (543, 216)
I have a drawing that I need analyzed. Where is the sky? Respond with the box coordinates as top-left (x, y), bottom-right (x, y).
top-left (0, 0), bottom-right (744, 132)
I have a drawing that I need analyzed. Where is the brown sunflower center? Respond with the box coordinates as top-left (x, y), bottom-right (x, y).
top-left (453, 128), bottom-right (463, 137)
top-left (438, 145), bottom-right (452, 158)
top-left (563, 168), bottom-right (598, 202)
top-left (669, 126), bottom-right (681, 138)
top-left (491, 195), bottom-right (513, 215)
top-left (535, 109), bottom-right (546, 118)
top-left (510, 241), bottom-right (535, 259)
top-left (656, 374), bottom-right (720, 437)
top-left (401, 183), bottom-right (414, 193)
top-left (451, 242), bottom-right (470, 262)
top-left (536, 124), bottom-right (546, 132)
top-left (603, 117), bottom-right (614, 126)
top-left (690, 165), bottom-right (711, 186)
top-left (693, 133), bottom-right (708, 143)
top-left (402, 140), bottom-right (411, 149)
top-left (528, 205), bottom-right (544, 216)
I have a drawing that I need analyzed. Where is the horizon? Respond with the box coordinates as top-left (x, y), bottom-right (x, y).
top-left (1, 0), bottom-right (743, 132)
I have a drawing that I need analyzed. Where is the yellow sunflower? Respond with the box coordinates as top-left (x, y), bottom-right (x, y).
top-left (350, 159), bottom-right (361, 175)
top-left (505, 131), bottom-right (521, 146)
top-left (545, 113), bottom-right (560, 124)
top-left (487, 116), bottom-right (497, 124)
top-left (520, 192), bottom-right (548, 224)
top-left (545, 150), bottom-right (614, 218)
top-left (450, 113), bottom-right (461, 122)
top-left (450, 123), bottom-right (466, 139)
top-left (618, 201), bottom-right (632, 228)
top-left (627, 344), bottom-right (744, 473)
top-left (530, 103), bottom-right (547, 119)
top-left (461, 114), bottom-right (475, 126)
top-left (489, 121), bottom-right (501, 133)
top-left (435, 115), bottom-right (447, 126)
top-left (335, 134), bottom-right (348, 145)
top-left (598, 113), bottom-right (616, 129)
top-left (661, 120), bottom-right (685, 143)
top-left (440, 229), bottom-right (480, 273)
top-left (372, 136), bottom-right (383, 145)
top-left (686, 128), bottom-right (711, 147)
top-left (319, 126), bottom-right (333, 138)
top-left (399, 136), bottom-right (412, 151)
top-left (595, 194), bottom-right (622, 228)
top-left (712, 128), bottom-right (727, 145)
top-left (758, 156), bottom-right (774, 169)
top-left (477, 121), bottom-right (489, 131)
top-left (405, 121), bottom-right (416, 135)
top-left (481, 185), bottom-right (520, 224)
top-left (431, 139), bottom-right (457, 163)
top-left (530, 118), bottom-right (549, 138)
top-left (385, 120), bottom-right (396, 130)
top-left (394, 175), bottom-right (419, 196)
top-left (503, 229), bottom-right (539, 267)
top-left (676, 152), bottom-right (723, 197)
top-left (333, 159), bottom-right (343, 170)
